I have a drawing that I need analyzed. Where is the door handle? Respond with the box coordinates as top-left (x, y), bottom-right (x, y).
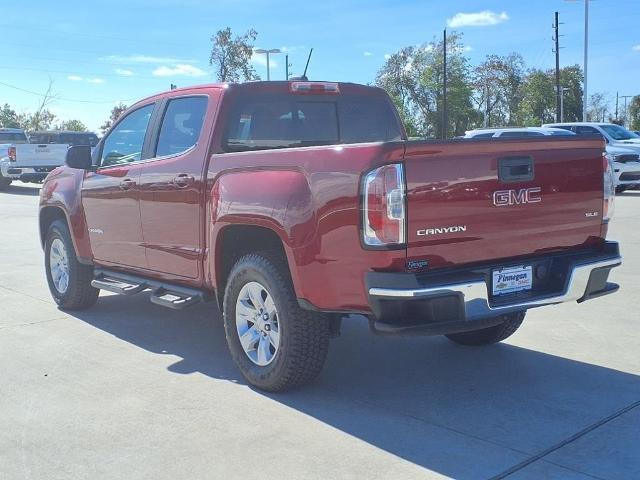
top-left (173, 173), bottom-right (195, 188)
top-left (119, 178), bottom-right (136, 190)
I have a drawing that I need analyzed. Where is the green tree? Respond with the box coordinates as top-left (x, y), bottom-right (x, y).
top-left (100, 103), bottom-right (128, 134)
top-left (587, 92), bottom-right (609, 122)
top-left (375, 32), bottom-right (475, 138)
top-left (209, 27), bottom-right (259, 82)
top-left (629, 95), bottom-right (640, 130)
top-left (473, 53), bottom-right (525, 127)
top-left (558, 65), bottom-right (583, 122)
top-left (57, 119), bottom-right (88, 131)
top-left (18, 109), bottom-right (56, 132)
top-left (0, 104), bottom-right (21, 128)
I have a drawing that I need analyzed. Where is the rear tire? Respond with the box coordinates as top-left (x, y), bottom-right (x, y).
top-left (223, 251), bottom-right (331, 392)
top-left (445, 311), bottom-right (526, 346)
top-left (0, 176), bottom-right (11, 190)
top-left (45, 220), bottom-right (99, 310)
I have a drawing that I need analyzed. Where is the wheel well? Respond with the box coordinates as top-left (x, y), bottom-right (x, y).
top-left (39, 207), bottom-right (67, 247)
top-left (217, 225), bottom-right (290, 305)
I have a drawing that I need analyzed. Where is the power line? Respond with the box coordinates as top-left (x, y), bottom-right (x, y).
top-left (0, 80), bottom-right (137, 104)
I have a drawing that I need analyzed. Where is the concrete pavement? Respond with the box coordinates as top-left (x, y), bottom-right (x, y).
top-left (1, 181), bottom-right (638, 479)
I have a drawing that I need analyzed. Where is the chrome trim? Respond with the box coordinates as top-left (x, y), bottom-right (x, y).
top-left (369, 256), bottom-right (621, 318)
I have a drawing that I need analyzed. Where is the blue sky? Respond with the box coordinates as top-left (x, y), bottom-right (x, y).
top-left (1, 0), bottom-right (638, 131)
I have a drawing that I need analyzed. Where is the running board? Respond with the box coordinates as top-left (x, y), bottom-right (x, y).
top-left (92, 269), bottom-right (209, 310)
top-left (91, 276), bottom-right (147, 295)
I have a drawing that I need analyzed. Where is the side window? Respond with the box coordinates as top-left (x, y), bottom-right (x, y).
top-left (101, 104), bottom-right (153, 167)
top-left (471, 132), bottom-right (495, 138)
top-left (155, 96), bottom-right (208, 157)
top-left (575, 126), bottom-right (598, 135)
top-left (500, 131), bottom-right (544, 137)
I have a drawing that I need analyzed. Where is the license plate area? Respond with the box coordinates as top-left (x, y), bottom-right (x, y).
top-left (492, 265), bottom-right (533, 296)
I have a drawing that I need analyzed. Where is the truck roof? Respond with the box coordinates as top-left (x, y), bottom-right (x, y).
top-left (131, 81), bottom-right (386, 109)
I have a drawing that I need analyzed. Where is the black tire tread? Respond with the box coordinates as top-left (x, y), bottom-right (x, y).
top-left (445, 311), bottom-right (525, 346)
top-left (223, 251), bottom-right (330, 392)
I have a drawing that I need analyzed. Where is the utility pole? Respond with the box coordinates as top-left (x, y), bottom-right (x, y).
top-left (615, 92), bottom-right (619, 120)
top-left (285, 55), bottom-right (289, 80)
top-left (553, 11), bottom-right (561, 122)
top-left (442, 28), bottom-right (448, 140)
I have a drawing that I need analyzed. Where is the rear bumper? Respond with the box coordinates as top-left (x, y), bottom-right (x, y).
top-left (366, 241), bottom-right (621, 335)
top-left (0, 164), bottom-right (57, 182)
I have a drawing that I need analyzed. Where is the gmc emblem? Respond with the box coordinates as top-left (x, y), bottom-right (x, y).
top-left (493, 187), bottom-right (542, 206)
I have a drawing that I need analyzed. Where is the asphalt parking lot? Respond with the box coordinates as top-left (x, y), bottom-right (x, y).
top-left (1, 181), bottom-right (638, 480)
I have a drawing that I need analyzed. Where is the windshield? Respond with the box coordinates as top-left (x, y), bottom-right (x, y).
top-left (600, 124), bottom-right (638, 141)
top-left (225, 93), bottom-right (403, 152)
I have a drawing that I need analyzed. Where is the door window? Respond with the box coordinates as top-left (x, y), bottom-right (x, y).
top-left (155, 96), bottom-right (208, 157)
top-left (574, 126), bottom-right (599, 135)
top-left (101, 104), bottom-right (154, 167)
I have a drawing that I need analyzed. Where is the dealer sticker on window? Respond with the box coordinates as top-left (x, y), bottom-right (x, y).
top-left (492, 265), bottom-right (533, 296)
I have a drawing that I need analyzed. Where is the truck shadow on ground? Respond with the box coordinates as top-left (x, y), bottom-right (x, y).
top-left (68, 293), bottom-right (639, 479)
top-left (1, 183), bottom-right (41, 196)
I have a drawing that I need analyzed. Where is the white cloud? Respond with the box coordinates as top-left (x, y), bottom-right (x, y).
top-left (364, 51), bottom-right (373, 57)
top-left (251, 53), bottom-right (278, 68)
top-left (152, 64), bottom-right (206, 77)
top-left (115, 68), bottom-right (134, 76)
top-left (281, 46), bottom-right (305, 53)
top-left (67, 75), bottom-right (105, 84)
top-left (633, 45), bottom-right (640, 52)
top-left (447, 10), bottom-right (509, 28)
top-left (102, 54), bottom-right (196, 64)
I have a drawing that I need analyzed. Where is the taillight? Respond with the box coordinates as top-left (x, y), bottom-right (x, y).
top-left (8, 146), bottom-right (16, 162)
top-left (603, 153), bottom-right (615, 222)
top-left (362, 163), bottom-right (406, 246)
top-left (290, 82), bottom-right (339, 95)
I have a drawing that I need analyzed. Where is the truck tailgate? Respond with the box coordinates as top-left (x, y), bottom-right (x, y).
top-left (15, 144), bottom-right (68, 167)
top-left (403, 137), bottom-right (605, 269)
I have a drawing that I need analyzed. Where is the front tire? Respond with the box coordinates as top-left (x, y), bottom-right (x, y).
top-left (445, 311), bottom-right (526, 346)
top-left (223, 252), bottom-right (330, 392)
top-left (45, 220), bottom-right (99, 310)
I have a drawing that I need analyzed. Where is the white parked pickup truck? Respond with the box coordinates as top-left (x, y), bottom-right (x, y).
top-left (0, 141), bottom-right (69, 189)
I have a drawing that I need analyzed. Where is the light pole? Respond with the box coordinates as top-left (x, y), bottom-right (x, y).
top-left (566, 0), bottom-right (589, 121)
top-left (559, 87), bottom-right (570, 122)
top-left (254, 48), bottom-right (281, 81)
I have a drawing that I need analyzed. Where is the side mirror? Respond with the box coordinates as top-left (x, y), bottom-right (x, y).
top-left (65, 145), bottom-right (93, 170)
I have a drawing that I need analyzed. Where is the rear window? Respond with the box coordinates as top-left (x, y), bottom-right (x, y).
top-left (224, 93), bottom-right (402, 152)
top-left (0, 132), bottom-right (28, 143)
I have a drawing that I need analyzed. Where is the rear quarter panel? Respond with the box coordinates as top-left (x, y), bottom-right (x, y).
top-left (206, 142), bottom-right (407, 312)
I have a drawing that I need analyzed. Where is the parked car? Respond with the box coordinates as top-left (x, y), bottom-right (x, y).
top-left (604, 145), bottom-right (640, 193)
top-left (30, 130), bottom-right (99, 147)
top-left (39, 81), bottom-right (621, 392)
top-left (0, 142), bottom-right (70, 188)
top-left (464, 127), bottom-right (576, 138)
top-left (543, 122), bottom-right (640, 148)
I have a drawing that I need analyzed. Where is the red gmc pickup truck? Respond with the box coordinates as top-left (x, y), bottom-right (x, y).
top-left (39, 81), bottom-right (621, 391)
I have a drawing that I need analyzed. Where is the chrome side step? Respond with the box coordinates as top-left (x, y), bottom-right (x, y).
top-left (92, 276), bottom-right (147, 295)
top-left (92, 269), bottom-right (209, 310)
